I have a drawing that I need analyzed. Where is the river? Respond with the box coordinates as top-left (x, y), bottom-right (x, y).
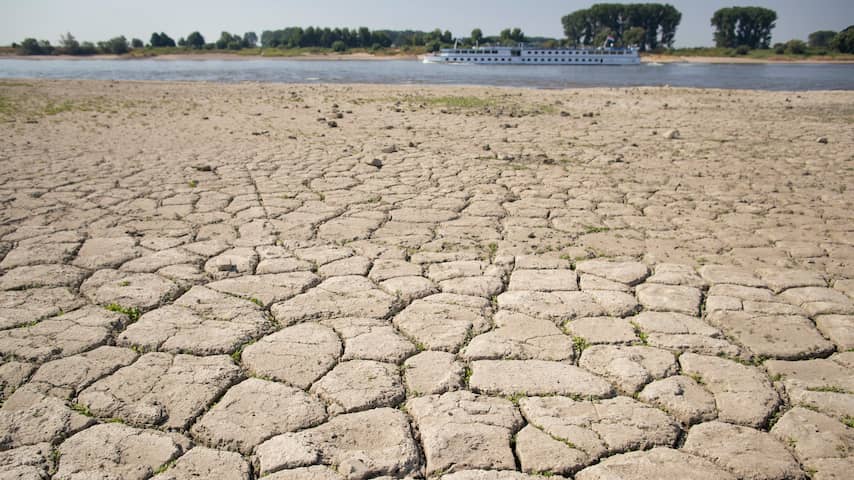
top-left (1, 58), bottom-right (852, 90)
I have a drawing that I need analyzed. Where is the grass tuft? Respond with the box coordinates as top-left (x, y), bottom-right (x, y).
top-left (70, 403), bottom-right (94, 417)
top-left (572, 335), bottom-right (589, 354)
top-left (105, 303), bottom-right (141, 322)
top-left (806, 385), bottom-right (848, 394)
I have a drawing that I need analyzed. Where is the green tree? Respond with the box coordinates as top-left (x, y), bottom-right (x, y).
top-left (186, 31), bottom-right (205, 49)
top-left (243, 31), bottom-right (258, 47)
top-left (59, 32), bottom-right (80, 54)
top-left (471, 28), bottom-right (483, 44)
top-left (623, 26), bottom-right (646, 47)
top-left (99, 36), bottom-right (129, 54)
top-left (161, 33), bottom-right (176, 47)
top-left (358, 27), bottom-right (372, 47)
top-left (372, 31), bottom-right (392, 48)
top-left (659, 4), bottom-right (682, 48)
top-left (711, 7), bottom-right (777, 49)
top-left (561, 4), bottom-right (681, 50)
top-left (829, 27), bottom-right (854, 53)
top-left (216, 31), bottom-right (236, 49)
top-left (150, 32), bottom-right (176, 48)
top-left (331, 40), bottom-right (347, 52)
top-left (39, 40), bottom-right (54, 54)
top-left (131, 38), bottom-right (144, 48)
top-left (785, 39), bottom-right (807, 54)
top-left (18, 38), bottom-right (45, 55)
top-left (79, 41), bottom-right (96, 55)
top-left (593, 28), bottom-right (616, 47)
top-left (561, 11), bottom-right (588, 46)
top-left (808, 30), bottom-right (837, 48)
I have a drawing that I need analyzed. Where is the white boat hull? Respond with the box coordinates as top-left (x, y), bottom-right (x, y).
top-left (423, 46), bottom-right (640, 66)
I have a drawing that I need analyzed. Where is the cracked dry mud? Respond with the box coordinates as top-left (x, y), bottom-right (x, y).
top-left (0, 79), bottom-right (852, 480)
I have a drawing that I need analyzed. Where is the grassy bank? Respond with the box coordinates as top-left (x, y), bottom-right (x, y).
top-left (659, 47), bottom-right (854, 61)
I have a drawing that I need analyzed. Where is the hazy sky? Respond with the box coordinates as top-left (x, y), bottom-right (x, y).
top-left (2, 0), bottom-right (852, 47)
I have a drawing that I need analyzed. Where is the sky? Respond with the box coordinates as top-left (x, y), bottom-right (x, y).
top-left (1, 0), bottom-right (852, 47)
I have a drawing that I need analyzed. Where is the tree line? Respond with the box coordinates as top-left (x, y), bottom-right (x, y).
top-left (561, 3), bottom-right (682, 51)
top-left (710, 7), bottom-right (777, 49)
top-left (15, 31), bottom-right (206, 55)
top-left (11, 6), bottom-right (854, 56)
top-left (709, 6), bottom-right (852, 54)
top-left (12, 25), bottom-right (534, 55)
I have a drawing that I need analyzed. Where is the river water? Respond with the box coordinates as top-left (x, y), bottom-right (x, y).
top-left (1, 58), bottom-right (852, 90)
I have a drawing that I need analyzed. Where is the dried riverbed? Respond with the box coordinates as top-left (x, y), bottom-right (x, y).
top-left (0, 79), bottom-right (853, 479)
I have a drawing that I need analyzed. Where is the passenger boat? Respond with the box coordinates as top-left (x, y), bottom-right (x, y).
top-left (422, 43), bottom-right (640, 65)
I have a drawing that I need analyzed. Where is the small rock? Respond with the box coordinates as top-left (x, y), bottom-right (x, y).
top-left (381, 145), bottom-right (397, 154)
top-left (327, 121), bottom-right (337, 128)
top-left (817, 136), bottom-right (828, 144)
top-left (664, 129), bottom-right (680, 139)
top-left (365, 157), bottom-right (383, 168)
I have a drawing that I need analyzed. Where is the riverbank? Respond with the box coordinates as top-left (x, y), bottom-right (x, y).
top-left (3, 48), bottom-right (854, 64)
top-left (643, 53), bottom-right (854, 64)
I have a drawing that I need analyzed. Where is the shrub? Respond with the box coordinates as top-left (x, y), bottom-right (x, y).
top-left (59, 32), bottom-right (80, 54)
top-left (785, 39), bottom-right (807, 54)
top-left (426, 40), bottom-right (441, 52)
top-left (735, 45), bottom-right (750, 55)
top-left (18, 38), bottom-right (41, 55)
top-left (808, 30), bottom-right (837, 48)
top-left (131, 38), bottom-right (143, 49)
top-left (332, 40), bottom-right (347, 52)
top-left (79, 42), bottom-right (97, 55)
top-left (830, 28), bottom-right (854, 53)
top-left (773, 42), bottom-right (786, 54)
top-left (186, 31), bottom-right (205, 49)
top-left (103, 36), bottom-right (129, 54)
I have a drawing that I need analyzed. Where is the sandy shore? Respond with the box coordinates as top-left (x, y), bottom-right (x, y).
top-left (0, 79), bottom-right (853, 479)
